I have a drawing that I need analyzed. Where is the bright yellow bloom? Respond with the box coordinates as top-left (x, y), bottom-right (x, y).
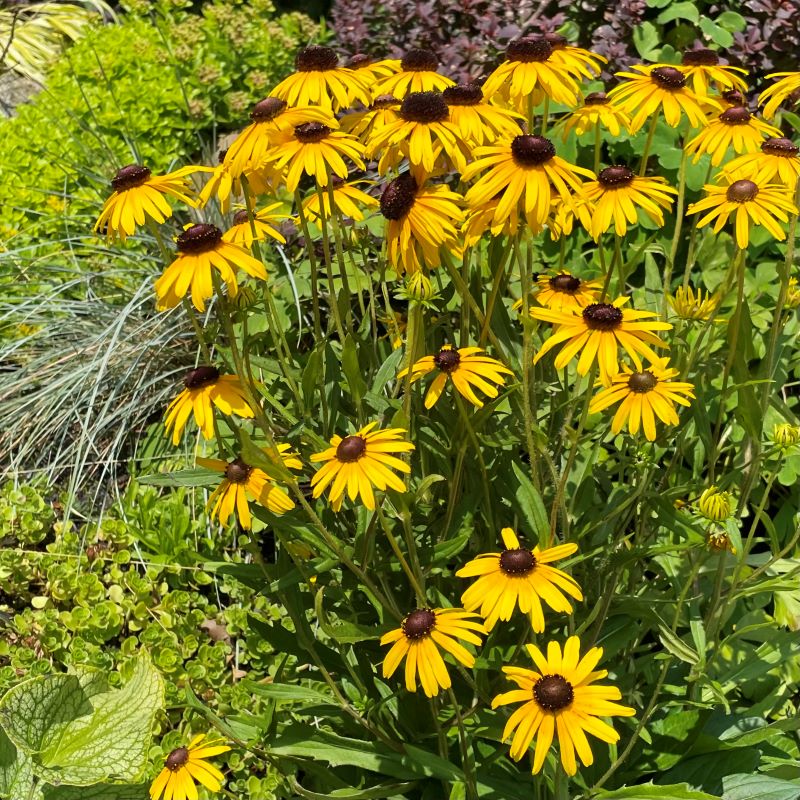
top-left (456, 528), bottom-right (581, 632)
top-left (697, 485), bottom-right (733, 522)
top-left (560, 91), bottom-right (632, 138)
top-left (463, 134), bottom-right (592, 233)
top-left (398, 344), bottom-right (513, 409)
top-left (667, 285), bottom-right (721, 321)
top-left (678, 48), bottom-right (748, 96)
top-left (380, 607), bottom-right (485, 697)
top-left (198, 152), bottom-right (275, 213)
top-left (543, 34), bottom-right (607, 80)
top-left (462, 195), bottom-right (521, 246)
top-left (154, 223), bottom-right (267, 312)
top-left (95, 164), bottom-right (202, 243)
top-left (372, 48), bottom-right (455, 97)
top-left (441, 82), bottom-right (524, 145)
top-left (345, 53), bottom-right (398, 87)
top-left (149, 734), bottom-right (230, 800)
top-left (222, 204), bottom-right (288, 247)
top-left (684, 106), bottom-right (781, 166)
top-left (578, 165), bottom-right (677, 239)
top-left (302, 178), bottom-right (378, 223)
top-left (531, 298), bottom-right (672, 384)
top-left (722, 137), bottom-right (800, 189)
top-left (492, 637), bottom-right (635, 775)
top-left (758, 71), bottom-right (800, 119)
top-left (588, 357), bottom-right (695, 441)
top-left (164, 366), bottom-right (255, 445)
top-left (270, 45), bottom-right (370, 111)
top-left (340, 95), bottom-right (401, 141)
top-left (687, 177), bottom-right (797, 249)
top-left (523, 271), bottom-right (603, 314)
top-left (197, 446), bottom-right (301, 529)
top-left (309, 422), bottom-right (414, 511)
top-left (607, 65), bottom-right (717, 133)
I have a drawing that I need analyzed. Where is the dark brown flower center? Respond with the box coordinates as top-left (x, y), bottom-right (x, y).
top-left (583, 303), bottom-right (623, 330)
top-left (544, 33), bottom-right (567, 50)
top-left (722, 89), bottom-right (745, 106)
top-left (336, 435), bottom-right (366, 462)
top-left (225, 458), bottom-right (252, 484)
top-left (400, 91), bottom-right (449, 123)
top-left (598, 165), bottom-right (635, 188)
top-left (294, 122), bottom-right (331, 143)
top-left (499, 547), bottom-right (536, 575)
top-left (549, 273), bottom-right (581, 293)
top-left (442, 83), bottom-right (483, 106)
top-left (433, 347), bottom-right (460, 372)
top-left (651, 66), bottom-right (686, 90)
top-left (380, 173), bottom-right (418, 220)
top-left (111, 164), bottom-right (151, 191)
top-left (165, 747), bottom-right (189, 771)
top-left (348, 53), bottom-right (373, 69)
top-left (177, 223), bottom-right (223, 254)
top-left (511, 135), bottom-right (556, 167)
top-left (534, 675), bottom-right (574, 711)
top-left (583, 91), bottom-right (608, 105)
top-left (296, 45), bottom-right (339, 72)
top-left (232, 209), bottom-right (252, 226)
top-left (682, 48), bottom-right (719, 66)
top-left (506, 37), bottom-right (552, 63)
top-left (401, 48), bottom-right (439, 72)
top-left (726, 179), bottom-right (758, 202)
top-left (402, 608), bottom-right (436, 639)
top-left (372, 94), bottom-right (400, 109)
top-left (250, 96), bottom-right (287, 122)
top-left (184, 365), bottom-right (220, 390)
top-left (719, 106), bottom-right (751, 125)
top-left (627, 370), bottom-right (658, 393)
top-left (762, 137), bottom-right (799, 157)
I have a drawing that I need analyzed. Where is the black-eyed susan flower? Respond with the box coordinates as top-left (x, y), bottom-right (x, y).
top-left (463, 135), bottom-right (592, 233)
top-left (197, 446), bottom-right (301, 529)
top-left (462, 194), bottom-right (521, 246)
top-left (542, 33), bottom-right (607, 80)
top-left (270, 45), bottom-right (371, 112)
top-left (223, 205), bottom-right (288, 247)
top-left (723, 137), bottom-right (800, 189)
top-left (164, 366), bottom-right (255, 444)
top-left (492, 637), bottom-right (635, 775)
top-left (481, 37), bottom-right (582, 112)
top-left (684, 106), bottom-right (781, 166)
top-left (345, 53), bottom-right (397, 88)
top-left (380, 173), bottom-right (463, 274)
top-left (588, 357), bottom-right (695, 441)
top-left (531, 298), bottom-right (672, 384)
top-left (340, 94), bottom-right (401, 142)
top-left (578, 165), bottom-right (677, 240)
top-left (264, 122), bottom-right (366, 194)
top-left (523, 271), bottom-right (603, 314)
top-left (560, 91), bottom-right (632, 138)
top-left (149, 733), bottom-right (230, 800)
top-left (697, 485), bottom-right (733, 522)
top-left (687, 177), bottom-right (797, 249)
top-left (720, 88), bottom-right (747, 108)
top-left (772, 423), bottom-right (800, 448)
top-left (154, 223), bottom-right (267, 312)
top-left (309, 422), bottom-right (414, 511)
top-left (372, 48), bottom-right (454, 97)
top-left (679, 48), bottom-right (748, 96)
top-left (441, 82), bottom-right (523, 145)
top-left (398, 344), bottom-right (513, 409)
top-left (95, 164), bottom-right (201, 243)
top-left (302, 177), bottom-right (378, 223)
top-left (380, 607), bottom-right (485, 697)
top-left (758, 71), bottom-right (800, 119)
top-left (456, 528), bottom-right (582, 632)
top-left (667, 285), bottom-right (721, 321)
top-left (607, 65), bottom-right (716, 133)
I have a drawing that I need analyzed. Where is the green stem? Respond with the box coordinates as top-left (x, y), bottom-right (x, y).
top-left (663, 147), bottom-right (688, 314)
top-left (454, 392), bottom-right (494, 531)
top-left (593, 122), bottom-right (602, 175)
top-left (294, 189), bottom-right (323, 342)
top-left (377, 506), bottom-right (425, 605)
top-left (638, 113), bottom-right (659, 177)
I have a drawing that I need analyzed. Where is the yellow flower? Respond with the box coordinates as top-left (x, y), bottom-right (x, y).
top-left (302, 178), bottom-right (378, 223)
top-left (380, 607), bottom-right (485, 697)
top-left (722, 137), bottom-right (800, 189)
top-left (667, 285), bottom-right (721, 321)
top-left (678, 48), bottom-right (748, 96)
top-left (345, 53), bottom-right (398, 87)
top-left (149, 734), bottom-right (230, 800)
top-left (758, 71), bottom-right (800, 119)
top-left (560, 91), bottom-right (632, 138)
top-left (462, 195), bottom-right (521, 246)
top-left (687, 176), bottom-right (797, 249)
top-left (197, 446), bottom-right (301, 529)
top-left (372, 48), bottom-right (455, 97)
top-left (340, 94), bottom-right (401, 140)
top-left (309, 422), bottom-right (414, 511)
top-left (164, 366), bottom-right (255, 444)
top-left (456, 528), bottom-right (581, 632)
top-left (264, 122), bottom-right (366, 193)
top-left (380, 173), bottom-right (463, 275)
top-left (531, 298), bottom-right (672, 383)
top-left (95, 164), bottom-right (202, 243)
top-left (786, 277), bottom-right (800, 309)
top-left (697, 485), bottom-right (733, 522)
top-left (588, 357), bottom-right (695, 441)
top-left (578, 165), bottom-right (677, 240)
top-left (222, 204), bottom-right (288, 247)
top-left (441, 82), bottom-right (524, 145)
top-left (772, 423), bottom-right (800, 448)
top-left (398, 344), bottom-right (513, 409)
top-left (154, 223), bottom-right (267, 312)
top-left (462, 134), bottom-right (592, 233)
top-left (492, 636), bottom-right (635, 775)
top-left (270, 45), bottom-right (371, 111)
top-left (198, 150), bottom-right (274, 213)
top-left (607, 65), bottom-right (717, 133)
top-left (521, 271), bottom-right (602, 314)
top-left (684, 106), bottom-right (782, 166)
top-left (543, 34), bottom-right (607, 80)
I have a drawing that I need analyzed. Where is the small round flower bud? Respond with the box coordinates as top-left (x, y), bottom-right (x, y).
top-left (697, 486), bottom-right (733, 522)
top-left (406, 271), bottom-right (434, 301)
top-left (772, 423), bottom-right (800, 448)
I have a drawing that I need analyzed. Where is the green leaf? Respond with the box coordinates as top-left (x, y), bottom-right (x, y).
top-left (657, 2), bottom-right (699, 23)
top-left (302, 347), bottom-right (324, 413)
top-left (43, 785), bottom-right (149, 799)
top-left (698, 17), bottom-right (734, 47)
top-left (510, 461), bottom-right (549, 541)
top-left (314, 587), bottom-right (380, 643)
top-left (658, 625), bottom-right (700, 664)
top-left (371, 347), bottom-right (404, 396)
top-left (716, 11), bottom-right (746, 32)
top-left (245, 681), bottom-right (337, 706)
top-left (137, 469), bottom-right (218, 487)
top-left (632, 22), bottom-right (661, 60)
top-left (341, 334), bottom-right (367, 408)
top-left (722, 774), bottom-right (800, 800)
top-left (0, 726), bottom-right (38, 800)
top-left (238, 429), bottom-right (293, 482)
top-left (595, 784), bottom-right (719, 799)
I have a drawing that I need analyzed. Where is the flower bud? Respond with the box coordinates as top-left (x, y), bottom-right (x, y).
top-left (697, 486), bottom-right (733, 522)
top-left (406, 271), bottom-right (434, 301)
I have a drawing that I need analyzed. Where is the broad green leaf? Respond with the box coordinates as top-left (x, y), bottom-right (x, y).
top-left (238, 429), bottom-right (293, 482)
top-left (371, 346), bottom-right (404, 395)
top-left (43, 785), bottom-right (149, 799)
top-left (510, 461), bottom-right (549, 541)
top-left (0, 726), bottom-right (38, 800)
top-left (698, 17), bottom-right (734, 47)
top-left (315, 587), bottom-right (380, 643)
top-left (722, 774), bottom-right (800, 800)
top-left (341, 334), bottom-right (367, 408)
top-left (632, 22), bottom-right (660, 60)
top-left (291, 780), bottom-right (418, 800)
top-left (595, 785), bottom-right (719, 799)
top-left (245, 681), bottom-right (337, 706)
top-left (657, 2), bottom-right (699, 23)
top-left (137, 469), bottom-right (217, 488)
